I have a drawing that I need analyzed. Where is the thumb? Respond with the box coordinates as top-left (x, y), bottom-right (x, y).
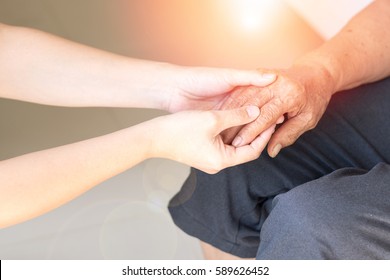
top-left (267, 117), bottom-right (307, 158)
top-left (229, 69), bottom-right (277, 87)
top-left (254, 68), bottom-right (278, 86)
top-left (215, 106), bottom-right (260, 133)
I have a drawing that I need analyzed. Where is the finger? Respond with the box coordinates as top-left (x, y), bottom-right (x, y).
top-left (219, 86), bottom-right (247, 110)
top-left (248, 123), bottom-right (276, 153)
top-left (221, 125), bottom-right (243, 145)
top-left (218, 87), bottom-right (259, 144)
top-left (220, 86), bottom-right (274, 144)
top-left (276, 115), bottom-right (285, 124)
top-left (232, 101), bottom-right (285, 147)
top-left (214, 106), bottom-right (260, 133)
top-left (220, 86), bottom-right (272, 110)
top-left (226, 124), bottom-right (276, 167)
top-left (225, 69), bottom-right (277, 88)
top-left (267, 116), bottom-right (309, 158)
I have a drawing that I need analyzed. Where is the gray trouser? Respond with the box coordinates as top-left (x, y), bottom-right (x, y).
top-left (257, 163), bottom-right (390, 259)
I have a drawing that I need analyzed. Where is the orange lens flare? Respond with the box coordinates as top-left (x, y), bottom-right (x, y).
top-left (222, 0), bottom-right (280, 33)
top-left (113, 0), bottom-right (323, 68)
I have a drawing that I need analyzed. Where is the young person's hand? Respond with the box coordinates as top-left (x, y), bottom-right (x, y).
top-left (148, 106), bottom-right (276, 174)
top-left (162, 65), bottom-right (277, 113)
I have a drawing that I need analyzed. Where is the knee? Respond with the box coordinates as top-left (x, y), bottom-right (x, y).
top-left (257, 166), bottom-right (390, 259)
top-left (257, 183), bottom-right (344, 259)
top-left (266, 184), bottom-right (332, 237)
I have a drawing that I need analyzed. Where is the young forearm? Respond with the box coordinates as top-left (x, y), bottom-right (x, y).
top-left (295, 0), bottom-right (390, 93)
top-left (0, 105), bottom-right (268, 228)
top-left (0, 23), bottom-right (172, 109)
top-left (0, 123), bottom-right (152, 228)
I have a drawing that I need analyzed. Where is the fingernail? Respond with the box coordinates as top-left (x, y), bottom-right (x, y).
top-left (270, 144), bottom-right (282, 158)
top-left (262, 73), bottom-right (276, 81)
top-left (232, 136), bottom-right (243, 147)
top-left (246, 106), bottom-right (260, 118)
top-left (277, 115), bottom-right (284, 124)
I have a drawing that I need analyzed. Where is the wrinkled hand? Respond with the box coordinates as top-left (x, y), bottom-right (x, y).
top-left (221, 65), bottom-right (335, 157)
top-left (165, 66), bottom-right (276, 113)
top-left (151, 106), bottom-right (276, 174)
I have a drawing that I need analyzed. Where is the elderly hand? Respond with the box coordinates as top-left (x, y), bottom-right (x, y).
top-left (150, 106), bottom-right (276, 174)
top-left (220, 64), bottom-right (336, 157)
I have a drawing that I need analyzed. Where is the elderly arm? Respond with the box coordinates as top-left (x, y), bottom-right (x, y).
top-left (221, 0), bottom-right (390, 157)
top-left (297, 0), bottom-right (390, 91)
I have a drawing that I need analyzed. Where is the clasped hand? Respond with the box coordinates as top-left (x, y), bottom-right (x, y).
top-left (219, 64), bottom-right (334, 158)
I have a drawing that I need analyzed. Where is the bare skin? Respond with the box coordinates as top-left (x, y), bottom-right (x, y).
top-left (204, 0), bottom-right (390, 259)
top-left (221, 0), bottom-right (390, 158)
top-left (0, 23), bottom-right (278, 229)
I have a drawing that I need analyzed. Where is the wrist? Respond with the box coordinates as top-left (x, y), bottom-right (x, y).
top-left (291, 58), bottom-right (338, 100)
top-left (152, 63), bottom-right (184, 112)
top-left (126, 119), bottom-right (160, 161)
top-left (293, 51), bottom-right (342, 95)
top-left (139, 115), bottom-right (173, 160)
top-left (125, 59), bottom-right (179, 111)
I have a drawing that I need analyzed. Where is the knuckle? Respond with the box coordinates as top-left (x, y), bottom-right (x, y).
top-left (245, 85), bottom-right (263, 97)
top-left (238, 124), bottom-right (259, 143)
top-left (205, 168), bottom-right (219, 175)
top-left (249, 149), bottom-right (261, 161)
top-left (281, 77), bottom-right (305, 94)
top-left (246, 143), bottom-right (263, 162)
top-left (223, 87), bottom-right (246, 108)
top-left (272, 77), bottom-right (304, 104)
top-left (290, 81), bottom-right (305, 94)
top-left (239, 86), bottom-right (270, 105)
top-left (222, 98), bottom-right (239, 110)
top-left (259, 103), bottom-right (280, 123)
top-left (307, 121), bottom-right (317, 130)
top-left (285, 134), bottom-right (297, 145)
top-left (282, 127), bottom-right (300, 146)
top-left (302, 112), bottom-right (319, 130)
top-left (253, 86), bottom-right (273, 102)
top-left (207, 112), bottom-right (220, 128)
top-left (205, 157), bottom-right (224, 174)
